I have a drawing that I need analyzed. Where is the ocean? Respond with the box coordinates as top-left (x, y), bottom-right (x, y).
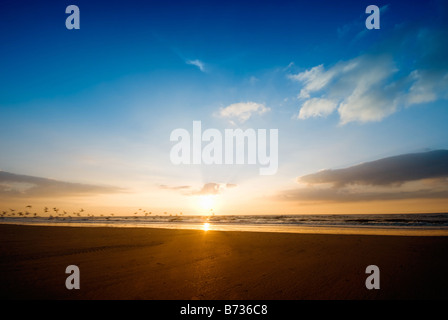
top-left (1, 213), bottom-right (448, 235)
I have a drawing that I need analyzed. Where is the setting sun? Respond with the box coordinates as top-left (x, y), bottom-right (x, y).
top-left (199, 195), bottom-right (215, 212)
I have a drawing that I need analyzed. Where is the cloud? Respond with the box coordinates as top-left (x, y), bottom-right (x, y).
top-left (0, 171), bottom-right (123, 198)
top-left (291, 55), bottom-right (448, 124)
top-left (288, 64), bottom-right (337, 99)
top-left (159, 184), bottom-right (191, 191)
top-left (277, 186), bottom-right (448, 202)
top-left (283, 62), bottom-right (295, 71)
top-left (218, 102), bottom-right (270, 124)
top-left (193, 183), bottom-right (222, 195)
top-left (192, 183), bottom-right (238, 196)
top-left (290, 20), bottom-right (448, 124)
top-left (186, 59), bottom-right (206, 72)
top-left (298, 98), bottom-right (338, 119)
top-left (290, 55), bottom-right (404, 124)
top-left (277, 150), bottom-right (448, 203)
top-left (406, 70), bottom-right (448, 105)
top-left (160, 182), bottom-right (237, 196)
top-left (299, 150), bottom-right (448, 187)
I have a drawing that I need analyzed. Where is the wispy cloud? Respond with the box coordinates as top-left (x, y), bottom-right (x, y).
top-left (218, 102), bottom-right (270, 124)
top-left (186, 59), bottom-right (206, 72)
top-left (297, 98), bottom-right (338, 119)
top-left (290, 20), bottom-right (448, 124)
top-left (0, 171), bottom-right (124, 198)
top-left (277, 186), bottom-right (448, 202)
top-left (159, 184), bottom-right (192, 191)
top-left (288, 63), bottom-right (339, 99)
top-left (161, 182), bottom-right (237, 196)
top-left (290, 54), bottom-right (448, 124)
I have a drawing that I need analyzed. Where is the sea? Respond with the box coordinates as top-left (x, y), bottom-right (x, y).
top-left (1, 213), bottom-right (448, 236)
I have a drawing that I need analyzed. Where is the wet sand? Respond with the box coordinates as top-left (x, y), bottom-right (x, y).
top-left (0, 224), bottom-right (447, 300)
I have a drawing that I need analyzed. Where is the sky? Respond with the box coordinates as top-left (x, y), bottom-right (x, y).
top-left (1, 0), bottom-right (448, 215)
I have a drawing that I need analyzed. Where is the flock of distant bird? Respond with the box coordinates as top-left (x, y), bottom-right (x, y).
top-left (0, 206), bottom-right (184, 219)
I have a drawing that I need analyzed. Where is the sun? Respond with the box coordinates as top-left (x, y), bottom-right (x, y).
top-left (199, 195), bottom-right (215, 212)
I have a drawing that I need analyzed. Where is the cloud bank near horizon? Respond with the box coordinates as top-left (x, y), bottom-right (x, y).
top-left (0, 171), bottom-right (123, 198)
top-left (278, 150), bottom-right (448, 202)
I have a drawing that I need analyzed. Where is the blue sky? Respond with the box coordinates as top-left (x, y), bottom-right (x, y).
top-left (1, 0), bottom-right (447, 215)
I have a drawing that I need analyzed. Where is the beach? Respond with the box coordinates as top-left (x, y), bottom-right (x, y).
top-left (0, 224), bottom-right (447, 300)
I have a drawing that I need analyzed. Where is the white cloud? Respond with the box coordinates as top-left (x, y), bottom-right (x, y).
top-left (289, 64), bottom-right (334, 99)
top-left (186, 59), bottom-right (206, 72)
top-left (406, 70), bottom-right (448, 105)
top-left (338, 90), bottom-right (399, 124)
top-left (290, 55), bottom-right (399, 123)
top-left (289, 60), bottom-right (359, 100)
top-left (298, 98), bottom-right (337, 119)
top-left (336, 56), bottom-right (400, 124)
top-left (218, 102), bottom-right (270, 124)
top-left (289, 53), bottom-right (448, 124)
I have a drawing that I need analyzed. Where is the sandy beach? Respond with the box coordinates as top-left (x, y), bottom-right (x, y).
top-left (0, 224), bottom-right (447, 300)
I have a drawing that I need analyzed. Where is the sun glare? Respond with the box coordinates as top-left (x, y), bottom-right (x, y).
top-left (203, 222), bottom-right (210, 231)
top-left (199, 195), bottom-right (215, 211)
